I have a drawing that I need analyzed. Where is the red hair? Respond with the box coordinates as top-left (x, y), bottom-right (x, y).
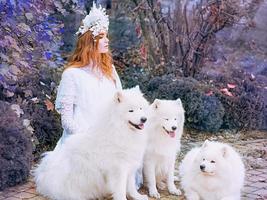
top-left (65, 31), bottom-right (114, 80)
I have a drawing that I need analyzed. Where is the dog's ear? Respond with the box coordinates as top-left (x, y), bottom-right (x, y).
top-left (115, 91), bottom-right (123, 103)
top-left (134, 85), bottom-right (140, 90)
top-left (152, 99), bottom-right (160, 109)
top-left (132, 85), bottom-right (140, 93)
top-left (202, 140), bottom-right (209, 148)
top-left (222, 146), bottom-right (228, 158)
top-left (176, 98), bottom-right (182, 106)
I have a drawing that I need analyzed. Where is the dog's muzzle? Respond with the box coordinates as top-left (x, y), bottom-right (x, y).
top-left (200, 165), bottom-right (215, 176)
top-left (163, 126), bottom-right (176, 138)
top-left (200, 164), bottom-right (205, 171)
top-left (128, 120), bottom-right (146, 130)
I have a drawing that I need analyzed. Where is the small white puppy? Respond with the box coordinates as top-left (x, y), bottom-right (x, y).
top-left (179, 140), bottom-right (245, 200)
top-left (143, 99), bottom-right (185, 198)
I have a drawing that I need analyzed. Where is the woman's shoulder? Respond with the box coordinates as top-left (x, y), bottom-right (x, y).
top-left (63, 67), bottom-right (80, 74)
top-left (61, 67), bottom-right (83, 78)
top-left (111, 64), bottom-right (119, 74)
top-left (111, 64), bottom-right (117, 70)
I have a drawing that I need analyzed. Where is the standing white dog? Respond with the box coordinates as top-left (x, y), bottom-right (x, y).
top-left (143, 99), bottom-right (185, 198)
top-left (179, 140), bottom-right (245, 200)
top-left (33, 86), bottom-right (149, 200)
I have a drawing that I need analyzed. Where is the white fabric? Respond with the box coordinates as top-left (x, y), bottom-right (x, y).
top-left (54, 65), bottom-right (122, 147)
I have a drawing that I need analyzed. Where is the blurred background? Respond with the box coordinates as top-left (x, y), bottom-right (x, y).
top-left (0, 0), bottom-right (266, 192)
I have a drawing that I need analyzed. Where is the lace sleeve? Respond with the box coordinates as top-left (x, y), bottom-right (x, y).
top-left (55, 69), bottom-right (79, 135)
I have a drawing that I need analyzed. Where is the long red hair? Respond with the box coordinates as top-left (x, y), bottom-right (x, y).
top-left (65, 31), bottom-right (114, 80)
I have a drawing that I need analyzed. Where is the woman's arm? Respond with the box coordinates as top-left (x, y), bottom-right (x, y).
top-left (112, 65), bottom-right (122, 90)
top-left (55, 69), bottom-right (80, 135)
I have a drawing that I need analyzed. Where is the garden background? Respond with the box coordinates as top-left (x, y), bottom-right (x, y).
top-left (0, 0), bottom-right (266, 196)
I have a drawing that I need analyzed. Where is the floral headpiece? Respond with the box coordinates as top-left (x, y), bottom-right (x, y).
top-left (76, 2), bottom-right (109, 37)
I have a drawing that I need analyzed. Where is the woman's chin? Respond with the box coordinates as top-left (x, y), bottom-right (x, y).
top-left (99, 49), bottom-right (109, 54)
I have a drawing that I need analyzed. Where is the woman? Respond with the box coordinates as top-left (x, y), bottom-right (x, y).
top-left (54, 3), bottom-right (142, 189)
top-left (55, 3), bottom-right (122, 147)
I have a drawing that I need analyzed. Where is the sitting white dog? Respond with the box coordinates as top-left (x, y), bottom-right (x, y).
top-left (143, 99), bottom-right (185, 198)
top-left (179, 140), bottom-right (245, 200)
top-left (33, 86), bottom-right (149, 200)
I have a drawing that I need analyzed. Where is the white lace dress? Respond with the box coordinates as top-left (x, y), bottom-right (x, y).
top-left (54, 65), bottom-right (122, 148)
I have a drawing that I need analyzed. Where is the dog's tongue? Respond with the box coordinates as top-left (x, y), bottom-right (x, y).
top-left (169, 131), bottom-right (175, 138)
top-left (138, 123), bottom-right (144, 130)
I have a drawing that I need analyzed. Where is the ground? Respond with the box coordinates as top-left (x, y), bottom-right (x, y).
top-left (0, 130), bottom-right (266, 200)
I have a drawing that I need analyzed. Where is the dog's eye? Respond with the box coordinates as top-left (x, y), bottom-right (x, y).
top-left (174, 118), bottom-right (177, 120)
top-left (129, 110), bottom-right (134, 112)
top-left (203, 158), bottom-right (205, 161)
top-left (140, 108), bottom-right (142, 110)
top-left (165, 118), bottom-right (169, 121)
top-left (211, 160), bottom-right (216, 163)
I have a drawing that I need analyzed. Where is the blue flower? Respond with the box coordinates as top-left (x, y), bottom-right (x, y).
top-left (44, 51), bottom-right (52, 60)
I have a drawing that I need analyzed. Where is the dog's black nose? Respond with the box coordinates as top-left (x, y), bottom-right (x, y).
top-left (172, 126), bottom-right (177, 131)
top-left (140, 117), bottom-right (147, 123)
top-left (200, 165), bottom-right (205, 171)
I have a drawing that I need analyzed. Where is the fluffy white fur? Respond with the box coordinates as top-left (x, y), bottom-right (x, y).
top-left (179, 140), bottom-right (245, 200)
top-left (143, 99), bottom-right (185, 198)
top-left (33, 86), bottom-right (150, 200)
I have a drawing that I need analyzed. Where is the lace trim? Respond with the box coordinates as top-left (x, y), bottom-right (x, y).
top-left (55, 69), bottom-right (79, 135)
top-left (56, 96), bottom-right (79, 135)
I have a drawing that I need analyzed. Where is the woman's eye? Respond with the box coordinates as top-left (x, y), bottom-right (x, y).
top-left (174, 118), bottom-right (177, 120)
top-left (165, 118), bottom-right (169, 121)
top-left (203, 158), bottom-right (205, 161)
top-left (211, 160), bottom-right (216, 163)
top-left (129, 110), bottom-right (134, 112)
top-left (140, 108), bottom-right (142, 110)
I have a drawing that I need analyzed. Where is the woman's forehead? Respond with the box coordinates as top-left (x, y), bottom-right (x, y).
top-left (99, 31), bottom-right (107, 36)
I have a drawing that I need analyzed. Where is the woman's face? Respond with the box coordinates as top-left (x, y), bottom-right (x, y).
top-left (98, 32), bottom-right (109, 53)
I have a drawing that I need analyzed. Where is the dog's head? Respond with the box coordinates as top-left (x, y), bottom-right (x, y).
top-left (150, 98), bottom-right (185, 138)
top-left (196, 140), bottom-right (231, 176)
top-left (114, 85), bottom-right (149, 132)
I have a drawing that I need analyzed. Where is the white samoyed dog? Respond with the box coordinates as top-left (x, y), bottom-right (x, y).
top-left (33, 86), bottom-right (150, 200)
top-left (143, 99), bottom-right (185, 198)
top-left (179, 140), bottom-right (245, 200)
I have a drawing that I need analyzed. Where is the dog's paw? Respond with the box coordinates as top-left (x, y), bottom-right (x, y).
top-left (169, 187), bottom-right (182, 196)
top-left (173, 175), bottom-right (180, 182)
top-left (135, 194), bottom-right (149, 200)
top-left (186, 192), bottom-right (200, 200)
top-left (148, 189), bottom-right (160, 199)
top-left (220, 197), bottom-right (239, 200)
top-left (157, 181), bottom-right (166, 190)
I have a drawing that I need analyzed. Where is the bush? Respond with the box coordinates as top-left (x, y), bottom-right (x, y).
top-left (119, 65), bottom-right (150, 90)
top-left (197, 67), bottom-right (267, 130)
top-left (218, 80), bottom-right (266, 130)
top-left (146, 76), bottom-right (225, 132)
top-left (17, 68), bottom-right (62, 159)
top-left (1, 67), bottom-right (62, 160)
top-left (0, 100), bottom-right (32, 191)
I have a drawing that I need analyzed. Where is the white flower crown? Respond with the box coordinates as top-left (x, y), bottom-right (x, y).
top-left (76, 2), bottom-right (109, 37)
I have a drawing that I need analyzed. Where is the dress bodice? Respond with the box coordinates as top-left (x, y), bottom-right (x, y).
top-left (54, 65), bottom-right (122, 145)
